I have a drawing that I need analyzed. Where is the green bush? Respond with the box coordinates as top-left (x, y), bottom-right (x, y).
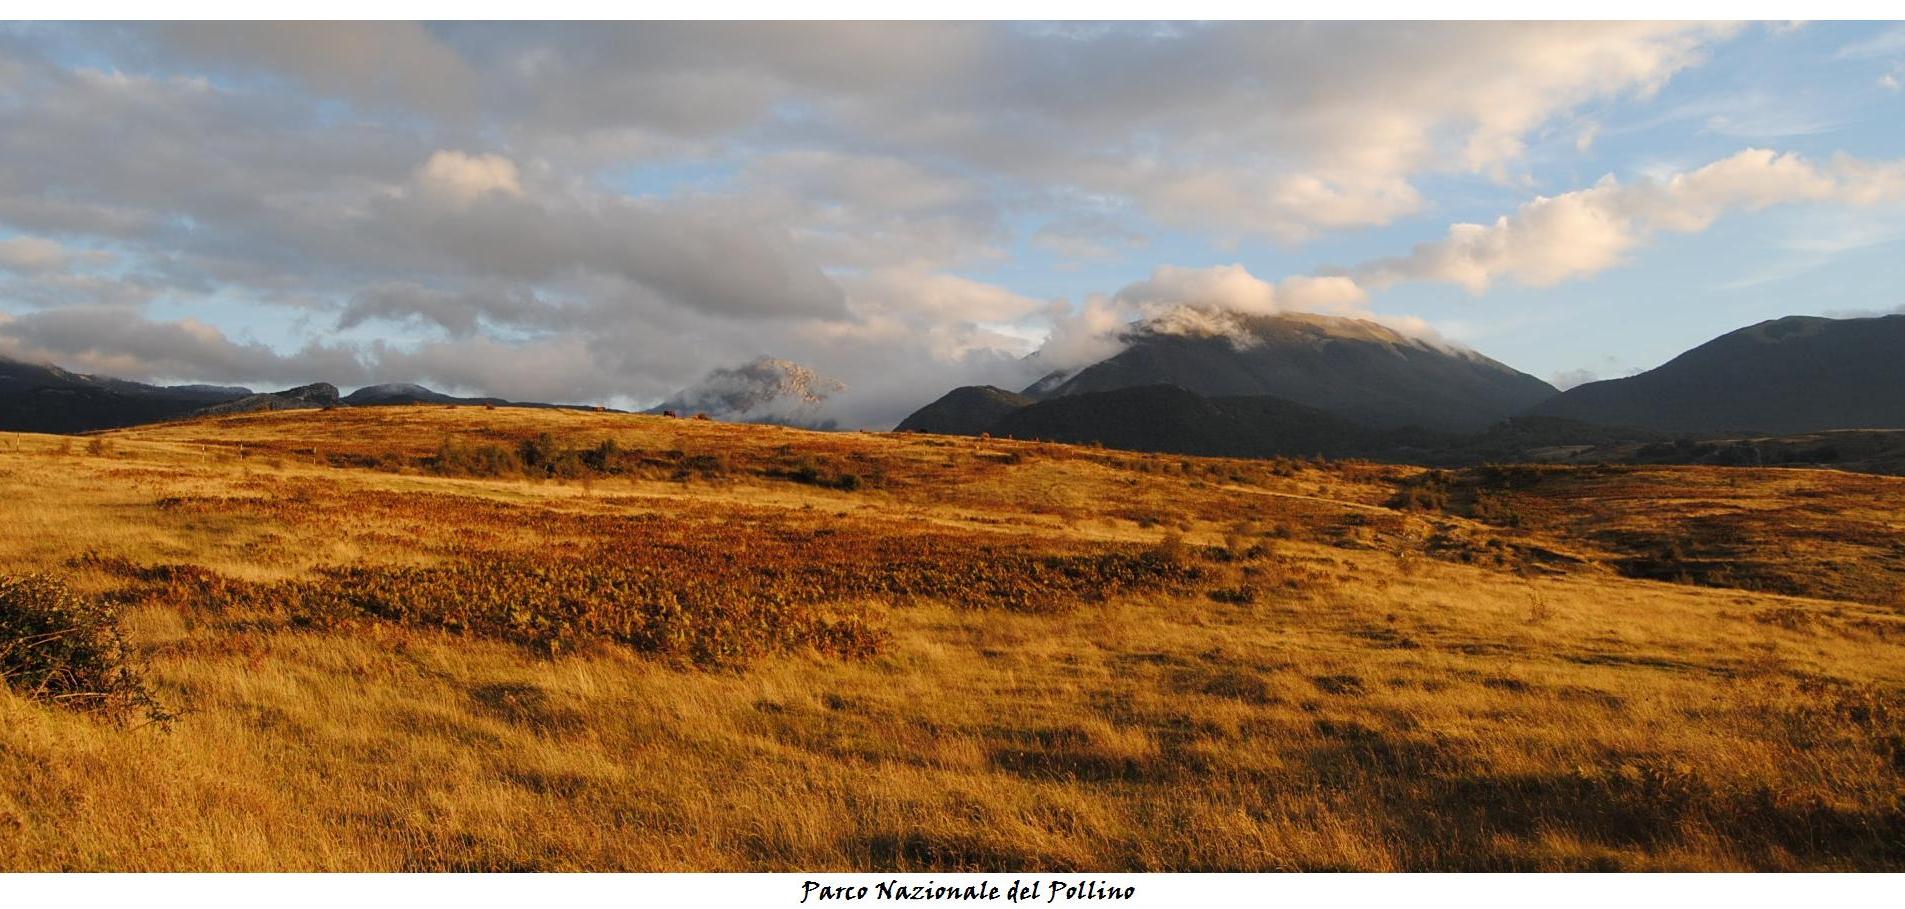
top-left (0, 575), bottom-right (173, 726)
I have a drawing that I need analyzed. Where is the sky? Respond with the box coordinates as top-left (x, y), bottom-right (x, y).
top-left (1, 21), bottom-right (1903, 427)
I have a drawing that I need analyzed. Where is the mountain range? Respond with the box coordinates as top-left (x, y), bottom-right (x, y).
top-left (1531, 314), bottom-right (1905, 434)
top-left (900, 309), bottom-right (1555, 443)
top-left (7, 310), bottom-right (1905, 470)
top-left (0, 359), bottom-right (585, 433)
top-left (898, 310), bottom-right (1905, 466)
top-left (0, 356), bottom-right (253, 433)
top-left (988, 384), bottom-right (1401, 459)
top-left (1024, 311), bottom-right (1556, 432)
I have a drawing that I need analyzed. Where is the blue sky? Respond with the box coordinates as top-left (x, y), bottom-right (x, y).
top-left (1, 22), bottom-right (1903, 426)
top-left (963, 22), bottom-right (1905, 385)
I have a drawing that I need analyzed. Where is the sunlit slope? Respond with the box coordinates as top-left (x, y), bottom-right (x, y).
top-left (1, 406), bottom-right (1901, 870)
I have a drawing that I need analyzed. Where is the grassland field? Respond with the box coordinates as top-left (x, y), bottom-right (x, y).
top-left (1, 405), bottom-right (1902, 871)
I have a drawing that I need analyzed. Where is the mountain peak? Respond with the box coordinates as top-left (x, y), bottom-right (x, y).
top-left (1123, 307), bottom-right (1482, 359)
top-left (1035, 307), bottom-right (1552, 432)
top-left (1534, 312), bottom-right (1905, 435)
top-left (198, 382), bottom-right (339, 417)
top-left (355, 382), bottom-right (434, 397)
top-left (654, 356), bottom-right (845, 425)
top-left (896, 385), bottom-right (1035, 435)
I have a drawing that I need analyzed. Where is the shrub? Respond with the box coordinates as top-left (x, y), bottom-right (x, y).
top-left (517, 433), bottom-right (559, 471)
top-left (1207, 585), bottom-right (1259, 605)
top-left (1149, 532), bottom-right (1187, 564)
top-left (0, 575), bottom-right (173, 726)
top-left (771, 455), bottom-right (866, 492)
top-left (1471, 492), bottom-right (1524, 527)
top-left (432, 436), bottom-right (522, 477)
top-left (580, 438), bottom-right (624, 473)
top-left (785, 457), bottom-right (825, 485)
top-left (677, 452), bottom-right (731, 481)
top-left (91, 517), bottom-right (1202, 667)
top-left (1390, 471), bottom-right (1452, 512)
top-left (284, 560), bottom-right (888, 665)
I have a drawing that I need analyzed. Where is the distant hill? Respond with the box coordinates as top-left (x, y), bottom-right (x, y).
top-left (168, 383), bottom-right (255, 398)
top-left (894, 386), bottom-right (1036, 436)
top-left (895, 381), bottom-right (1905, 479)
top-left (199, 383), bottom-right (341, 416)
top-left (1031, 310), bottom-right (1556, 432)
top-left (988, 385), bottom-right (1403, 459)
top-left (1533, 315), bottom-right (1905, 434)
top-left (0, 354), bottom-right (252, 433)
top-left (341, 383), bottom-right (511, 407)
top-left (1445, 415), bottom-right (1666, 463)
top-left (0, 354), bottom-right (607, 434)
top-left (895, 382), bottom-right (1687, 466)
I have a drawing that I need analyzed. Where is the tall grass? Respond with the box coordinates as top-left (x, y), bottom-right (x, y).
top-left (0, 409), bottom-right (1901, 870)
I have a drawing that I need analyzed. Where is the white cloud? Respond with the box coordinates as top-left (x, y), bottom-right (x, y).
top-left (15, 22), bottom-right (1902, 432)
top-left (1836, 25), bottom-right (1905, 60)
top-left (842, 267), bottom-right (1049, 325)
top-left (160, 22), bottom-right (479, 117)
top-left (338, 282), bottom-right (567, 337)
top-left (0, 236), bottom-right (76, 273)
top-left (1575, 121), bottom-right (1601, 153)
top-left (1032, 264), bottom-right (1408, 373)
top-left (1031, 213), bottom-right (1147, 263)
top-left (1550, 368), bottom-right (1602, 390)
top-left (1139, 170), bottom-right (1424, 243)
top-left (1352, 148), bottom-right (1905, 293)
top-left (1033, 294), bottom-right (1137, 374)
top-left (365, 333), bottom-right (637, 406)
top-left (0, 306), bottom-right (367, 385)
top-left (1823, 303), bottom-right (1905, 318)
top-left (412, 150), bottom-right (524, 207)
top-left (138, 22), bottom-right (1738, 245)
top-left (1113, 264), bottom-right (1368, 317)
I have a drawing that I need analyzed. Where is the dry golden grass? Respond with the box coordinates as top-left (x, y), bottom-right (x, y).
top-left (1, 406), bottom-right (1902, 870)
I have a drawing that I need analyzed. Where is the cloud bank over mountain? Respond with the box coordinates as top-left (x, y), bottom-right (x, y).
top-left (2, 23), bottom-right (1904, 427)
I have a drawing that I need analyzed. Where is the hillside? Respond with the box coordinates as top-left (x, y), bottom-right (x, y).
top-left (1034, 311), bottom-right (1556, 431)
top-left (0, 353), bottom-right (251, 433)
top-left (198, 382), bottom-right (343, 416)
top-left (987, 384), bottom-right (1399, 458)
top-left (894, 385), bottom-right (1036, 436)
top-left (0, 356), bottom-right (599, 433)
top-left (342, 383), bottom-right (512, 407)
top-left (1533, 314), bottom-right (1905, 434)
top-left (2, 406), bottom-right (1903, 871)
top-left (896, 387), bottom-right (1696, 470)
